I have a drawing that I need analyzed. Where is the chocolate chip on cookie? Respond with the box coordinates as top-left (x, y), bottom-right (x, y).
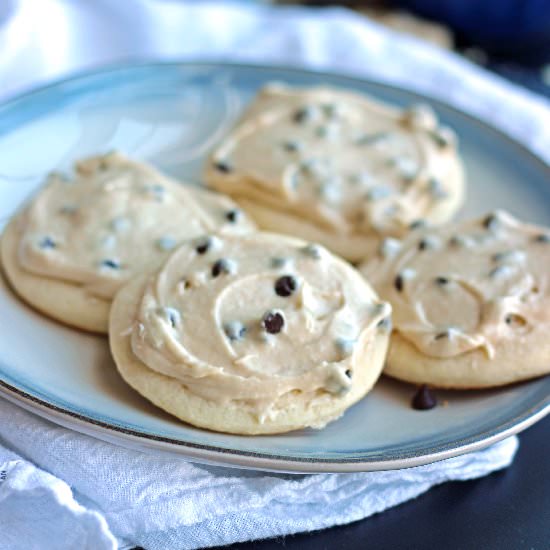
top-left (196, 237), bottom-right (212, 255)
top-left (39, 236), bottom-right (56, 249)
top-left (274, 275), bottom-right (297, 297)
top-left (262, 310), bottom-right (285, 334)
top-left (225, 209), bottom-right (240, 223)
top-left (224, 321), bottom-right (246, 341)
top-left (534, 233), bottom-right (550, 244)
top-left (301, 244), bottom-right (322, 259)
top-left (157, 236), bottom-right (177, 251)
top-left (214, 161), bottom-right (232, 173)
top-left (293, 106), bottom-right (313, 124)
top-left (101, 259), bottom-right (120, 269)
top-left (212, 258), bottom-right (235, 278)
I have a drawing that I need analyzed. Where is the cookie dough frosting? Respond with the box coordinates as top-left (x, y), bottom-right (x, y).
top-left (110, 233), bottom-right (391, 433)
top-left (2, 152), bottom-right (255, 332)
top-left (361, 211), bottom-right (550, 387)
top-left (205, 83), bottom-right (464, 261)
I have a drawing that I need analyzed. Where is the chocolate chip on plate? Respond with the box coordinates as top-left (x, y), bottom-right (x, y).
top-left (411, 385), bottom-right (437, 410)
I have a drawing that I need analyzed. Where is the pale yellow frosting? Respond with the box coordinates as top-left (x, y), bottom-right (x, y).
top-left (15, 153), bottom-right (255, 300)
top-left (128, 233), bottom-right (391, 420)
top-left (205, 83), bottom-right (463, 240)
top-left (362, 211), bottom-right (550, 360)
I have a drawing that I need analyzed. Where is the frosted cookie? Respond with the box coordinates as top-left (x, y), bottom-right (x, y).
top-left (109, 233), bottom-right (391, 434)
top-left (204, 83), bottom-right (464, 262)
top-left (1, 152), bottom-right (255, 333)
top-left (361, 211), bottom-right (550, 388)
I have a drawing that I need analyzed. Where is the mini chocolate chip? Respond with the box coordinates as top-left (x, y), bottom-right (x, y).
top-left (492, 250), bottom-right (525, 264)
top-left (159, 307), bottom-right (181, 328)
top-left (427, 177), bottom-right (448, 200)
top-left (196, 237), bottom-right (211, 254)
top-left (142, 184), bottom-right (165, 200)
top-left (355, 132), bottom-right (387, 146)
top-left (505, 313), bottom-right (527, 327)
top-left (412, 385), bottom-right (437, 410)
top-left (214, 161), bottom-right (232, 173)
top-left (224, 321), bottom-right (246, 341)
top-left (225, 209), bottom-right (240, 223)
top-left (315, 125), bottom-right (331, 138)
top-left (430, 129), bottom-right (451, 148)
top-left (394, 274), bottom-right (404, 292)
top-left (489, 265), bottom-right (513, 279)
top-left (39, 236), bottom-right (56, 249)
top-left (282, 141), bottom-right (300, 152)
top-left (110, 217), bottom-right (130, 232)
top-left (322, 103), bottom-right (337, 117)
top-left (435, 329), bottom-right (451, 340)
top-left (293, 107), bottom-right (312, 124)
top-left (345, 369), bottom-right (352, 379)
top-left (449, 235), bottom-right (472, 248)
top-left (262, 311), bottom-right (285, 334)
top-left (335, 338), bottom-right (355, 356)
top-left (409, 219), bottom-right (426, 230)
top-left (101, 259), bottom-right (120, 269)
top-left (482, 213), bottom-right (500, 231)
top-left (157, 236), bottom-right (177, 251)
top-left (271, 257), bottom-right (291, 269)
top-left (301, 244), bottom-right (322, 259)
top-left (379, 238), bottom-right (402, 258)
top-left (212, 259), bottom-right (233, 278)
top-left (275, 275), bottom-right (297, 297)
top-left (365, 186), bottom-right (392, 201)
top-left (377, 317), bottom-right (392, 331)
top-left (418, 239), bottom-right (430, 251)
top-left (59, 205), bottom-right (77, 215)
top-left (534, 233), bottom-right (550, 243)
top-left (435, 276), bottom-right (449, 286)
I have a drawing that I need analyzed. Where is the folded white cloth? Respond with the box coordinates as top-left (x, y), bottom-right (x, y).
top-left (1, 1), bottom-right (548, 549)
top-left (0, 399), bottom-right (518, 550)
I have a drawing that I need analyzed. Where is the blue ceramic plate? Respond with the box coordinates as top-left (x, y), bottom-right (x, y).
top-left (0, 62), bottom-right (549, 473)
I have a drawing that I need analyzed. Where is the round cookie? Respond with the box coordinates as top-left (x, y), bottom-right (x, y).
top-left (361, 211), bottom-right (550, 388)
top-left (1, 152), bottom-right (255, 333)
top-left (109, 232), bottom-right (391, 434)
top-left (205, 83), bottom-right (465, 262)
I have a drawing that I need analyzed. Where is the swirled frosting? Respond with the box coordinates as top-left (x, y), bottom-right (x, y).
top-left (15, 152), bottom-right (255, 299)
top-left (362, 211), bottom-right (550, 359)
top-left (205, 83), bottom-right (463, 239)
top-left (129, 233), bottom-right (391, 419)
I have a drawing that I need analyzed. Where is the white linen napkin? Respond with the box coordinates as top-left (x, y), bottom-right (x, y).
top-left (0, 399), bottom-right (518, 550)
top-left (1, 1), bottom-right (548, 549)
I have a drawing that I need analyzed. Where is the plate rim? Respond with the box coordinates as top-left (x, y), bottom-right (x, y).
top-left (0, 59), bottom-right (549, 473)
top-left (1, 376), bottom-right (549, 474)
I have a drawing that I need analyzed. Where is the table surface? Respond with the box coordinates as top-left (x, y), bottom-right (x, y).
top-left (221, 414), bottom-right (550, 550)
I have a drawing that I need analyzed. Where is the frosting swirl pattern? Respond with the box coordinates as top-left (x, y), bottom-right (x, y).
top-left (205, 84), bottom-right (464, 246)
top-left (16, 153), bottom-right (255, 300)
top-left (128, 233), bottom-right (391, 421)
top-left (362, 211), bottom-right (550, 360)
